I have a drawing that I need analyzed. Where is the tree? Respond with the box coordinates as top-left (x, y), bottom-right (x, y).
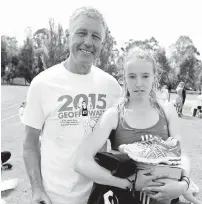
top-left (7, 37), bottom-right (18, 62)
top-left (178, 56), bottom-right (196, 88)
top-left (168, 35), bottom-right (200, 88)
top-left (164, 69), bottom-right (178, 91)
top-left (54, 24), bottom-right (69, 64)
top-left (1, 35), bottom-right (19, 81)
top-left (1, 37), bottom-right (8, 76)
top-left (154, 47), bottom-right (176, 90)
top-left (95, 30), bottom-right (119, 74)
top-left (33, 19), bottom-right (69, 69)
top-left (121, 37), bottom-right (160, 53)
top-left (33, 27), bottom-right (49, 69)
top-left (33, 28), bottom-right (48, 47)
top-left (195, 60), bottom-right (202, 90)
top-left (11, 55), bottom-right (19, 67)
top-left (175, 36), bottom-right (200, 58)
top-left (45, 19), bottom-right (69, 67)
top-left (18, 38), bottom-right (36, 84)
top-left (195, 67), bottom-right (202, 91)
top-left (1, 36), bottom-right (18, 62)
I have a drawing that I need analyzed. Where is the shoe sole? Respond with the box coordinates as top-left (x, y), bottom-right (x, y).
top-left (127, 152), bottom-right (181, 165)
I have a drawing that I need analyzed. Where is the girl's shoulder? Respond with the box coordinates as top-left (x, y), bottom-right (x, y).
top-left (160, 102), bottom-right (177, 121)
top-left (101, 105), bottom-right (120, 129)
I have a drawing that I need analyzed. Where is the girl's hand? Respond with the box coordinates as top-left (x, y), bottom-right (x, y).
top-left (130, 168), bottom-right (168, 191)
top-left (142, 178), bottom-right (188, 202)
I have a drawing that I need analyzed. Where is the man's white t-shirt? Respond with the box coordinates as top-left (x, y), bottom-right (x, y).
top-left (22, 62), bottom-right (122, 204)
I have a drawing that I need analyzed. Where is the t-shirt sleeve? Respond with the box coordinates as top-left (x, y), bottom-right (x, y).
top-left (108, 77), bottom-right (122, 107)
top-left (114, 79), bottom-right (122, 99)
top-left (21, 78), bottom-right (45, 130)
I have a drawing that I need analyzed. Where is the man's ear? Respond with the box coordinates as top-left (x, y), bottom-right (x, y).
top-left (66, 33), bottom-right (71, 54)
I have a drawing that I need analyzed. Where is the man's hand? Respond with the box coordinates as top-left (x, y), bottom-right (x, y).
top-left (142, 178), bottom-right (187, 202)
top-left (31, 188), bottom-right (52, 204)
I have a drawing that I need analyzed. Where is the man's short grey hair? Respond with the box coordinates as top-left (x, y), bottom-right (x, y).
top-left (69, 6), bottom-right (108, 32)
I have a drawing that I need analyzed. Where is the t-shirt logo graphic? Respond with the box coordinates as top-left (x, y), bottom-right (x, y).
top-left (81, 100), bottom-right (88, 116)
top-left (57, 93), bottom-right (107, 135)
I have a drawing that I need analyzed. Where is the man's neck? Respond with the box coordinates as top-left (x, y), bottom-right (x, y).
top-left (64, 57), bottom-right (92, 75)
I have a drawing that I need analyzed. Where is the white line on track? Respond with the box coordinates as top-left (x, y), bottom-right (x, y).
top-left (1, 114), bottom-right (18, 122)
top-left (1, 103), bottom-right (21, 111)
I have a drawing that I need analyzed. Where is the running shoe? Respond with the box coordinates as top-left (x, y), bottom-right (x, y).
top-left (119, 136), bottom-right (181, 165)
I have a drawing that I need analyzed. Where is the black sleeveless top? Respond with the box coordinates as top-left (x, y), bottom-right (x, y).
top-left (109, 105), bottom-right (170, 150)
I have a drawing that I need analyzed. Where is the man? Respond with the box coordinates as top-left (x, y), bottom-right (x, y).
top-left (22, 7), bottom-right (122, 204)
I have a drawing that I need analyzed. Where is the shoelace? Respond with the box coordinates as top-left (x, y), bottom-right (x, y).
top-left (141, 135), bottom-right (165, 147)
top-left (136, 141), bottom-right (152, 148)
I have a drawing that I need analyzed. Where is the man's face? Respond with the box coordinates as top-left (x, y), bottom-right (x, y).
top-left (68, 15), bottom-right (105, 66)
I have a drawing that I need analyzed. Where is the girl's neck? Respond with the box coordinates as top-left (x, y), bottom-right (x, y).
top-left (126, 98), bottom-right (152, 112)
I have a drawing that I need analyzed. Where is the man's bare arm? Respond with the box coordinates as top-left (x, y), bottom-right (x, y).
top-left (23, 125), bottom-right (44, 193)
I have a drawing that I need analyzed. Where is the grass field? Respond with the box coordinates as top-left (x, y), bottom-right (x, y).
top-left (1, 85), bottom-right (202, 204)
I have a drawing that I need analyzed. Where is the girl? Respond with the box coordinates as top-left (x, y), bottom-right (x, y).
top-left (74, 47), bottom-right (192, 204)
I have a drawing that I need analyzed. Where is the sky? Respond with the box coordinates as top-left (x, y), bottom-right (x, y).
top-left (1, 0), bottom-right (202, 59)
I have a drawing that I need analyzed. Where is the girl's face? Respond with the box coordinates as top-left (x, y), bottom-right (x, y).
top-left (124, 58), bottom-right (155, 100)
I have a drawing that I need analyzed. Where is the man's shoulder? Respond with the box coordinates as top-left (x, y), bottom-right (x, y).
top-left (32, 63), bottom-right (63, 84)
top-left (92, 66), bottom-right (118, 83)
